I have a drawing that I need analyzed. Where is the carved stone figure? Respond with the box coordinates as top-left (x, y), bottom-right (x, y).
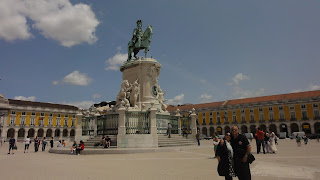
top-left (130, 79), bottom-right (140, 108)
top-left (127, 20), bottom-right (153, 61)
top-left (116, 80), bottom-right (131, 108)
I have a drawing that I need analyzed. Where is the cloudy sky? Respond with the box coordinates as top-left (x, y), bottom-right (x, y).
top-left (1, 0), bottom-right (320, 109)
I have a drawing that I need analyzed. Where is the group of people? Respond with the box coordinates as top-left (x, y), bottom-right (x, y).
top-left (216, 126), bottom-right (252, 180)
top-left (255, 127), bottom-right (278, 154)
top-left (70, 140), bottom-right (85, 155)
top-left (98, 135), bottom-right (111, 148)
top-left (296, 134), bottom-right (308, 147)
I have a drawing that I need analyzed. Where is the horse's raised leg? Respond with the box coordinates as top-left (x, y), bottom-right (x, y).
top-left (133, 49), bottom-right (139, 59)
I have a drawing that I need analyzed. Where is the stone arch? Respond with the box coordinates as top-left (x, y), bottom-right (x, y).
top-left (202, 127), bottom-right (207, 136)
top-left (250, 125), bottom-right (256, 134)
top-left (302, 123), bottom-right (311, 134)
top-left (18, 128), bottom-right (25, 138)
top-left (259, 124), bottom-right (267, 132)
top-left (55, 129), bottom-right (60, 137)
top-left (28, 128), bottom-right (35, 138)
top-left (314, 122), bottom-right (320, 134)
top-left (7, 128), bottom-right (15, 138)
top-left (241, 125), bottom-right (248, 134)
top-left (280, 124), bottom-right (288, 136)
top-left (63, 129), bottom-right (68, 137)
top-left (46, 129), bottom-right (52, 137)
top-left (209, 127), bottom-right (214, 137)
top-left (38, 129), bottom-right (44, 137)
top-left (70, 129), bottom-right (75, 137)
top-left (217, 126), bottom-right (223, 135)
top-left (290, 123), bottom-right (299, 134)
top-left (269, 124), bottom-right (277, 134)
top-left (224, 126), bottom-right (231, 134)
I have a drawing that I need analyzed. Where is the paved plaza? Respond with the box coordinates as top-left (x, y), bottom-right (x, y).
top-left (0, 139), bottom-right (319, 180)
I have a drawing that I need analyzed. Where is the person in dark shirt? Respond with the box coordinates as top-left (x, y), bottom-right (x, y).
top-left (105, 136), bottom-right (111, 148)
top-left (8, 136), bottom-right (15, 154)
top-left (230, 126), bottom-right (252, 180)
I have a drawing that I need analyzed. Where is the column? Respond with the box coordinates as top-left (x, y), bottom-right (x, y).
top-left (149, 107), bottom-right (158, 147)
top-left (93, 116), bottom-right (97, 136)
top-left (75, 113), bottom-right (82, 142)
top-left (190, 108), bottom-right (197, 141)
top-left (175, 109), bottom-right (181, 135)
top-left (24, 128), bottom-right (28, 139)
top-left (14, 128), bottom-right (18, 140)
top-left (59, 129), bottom-right (63, 140)
top-left (117, 107), bottom-right (126, 148)
top-left (1, 114), bottom-right (8, 142)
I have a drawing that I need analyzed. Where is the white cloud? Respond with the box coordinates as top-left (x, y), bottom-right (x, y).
top-left (117, 46), bottom-right (122, 51)
top-left (229, 73), bottom-right (250, 86)
top-left (52, 80), bottom-right (59, 85)
top-left (0, 0), bottom-right (99, 47)
top-left (233, 87), bottom-right (265, 99)
top-left (198, 93), bottom-right (214, 103)
top-left (200, 79), bottom-right (207, 84)
top-left (105, 53), bottom-right (127, 71)
top-left (63, 71), bottom-right (91, 86)
top-left (291, 84), bottom-right (320, 93)
top-left (92, 93), bottom-right (101, 99)
top-left (167, 94), bottom-right (184, 105)
top-left (14, 96), bottom-right (36, 101)
top-left (61, 101), bottom-right (94, 109)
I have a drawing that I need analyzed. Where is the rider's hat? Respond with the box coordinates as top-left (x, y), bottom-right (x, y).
top-left (136, 20), bottom-right (142, 24)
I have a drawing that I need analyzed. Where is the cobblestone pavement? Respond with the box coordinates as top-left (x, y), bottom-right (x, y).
top-left (0, 139), bottom-right (319, 180)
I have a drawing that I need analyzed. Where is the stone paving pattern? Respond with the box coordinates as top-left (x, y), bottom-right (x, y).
top-left (0, 139), bottom-right (319, 180)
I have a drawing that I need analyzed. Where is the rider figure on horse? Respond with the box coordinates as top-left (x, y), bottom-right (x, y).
top-left (132, 20), bottom-right (144, 48)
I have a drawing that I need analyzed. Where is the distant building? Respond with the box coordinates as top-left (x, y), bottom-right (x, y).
top-left (0, 95), bottom-right (81, 141)
top-left (168, 90), bottom-right (320, 137)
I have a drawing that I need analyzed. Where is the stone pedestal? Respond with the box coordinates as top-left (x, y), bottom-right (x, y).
top-left (75, 114), bottom-right (82, 142)
top-left (190, 111), bottom-right (197, 142)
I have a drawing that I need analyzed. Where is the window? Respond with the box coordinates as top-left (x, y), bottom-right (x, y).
top-left (202, 118), bottom-right (206, 125)
top-left (72, 120), bottom-right (75, 127)
top-left (233, 116), bottom-right (237, 122)
top-left (302, 111), bottom-right (308, 119)
top-left (224, 111), bottom-right (228, 115)
top-left (48, 118), bottom-right (52, 125)
top-left (241, 109), bottom-right (245, 113)
top-left (314, 110), bottom-right (320, 118)
top-left (21, 117), bottom-right (26, 125)
top-left (301, 104), bottom-right (306, 109)
top-left (241, 116), bottom-right (246, 122)
top-left (22, 112), bottom-right (26, 116)
top-left (279, 106), bottom-right (283, 110)
top-left (259, 114), bottom-right (264, 121)
top-left (57, 119), bottom-right (61, 126)
top-left (65, 114), bottom-right (68, 118)
top-left (225, 116), bottom-right (229, 122)
top-left (58, 114), bottom-right (61, 117)
top-left (290, 106), bottom-right (295, 110)
top-left (217, 112), bottom-right (220, 115)
top-left (268, 107), bottom-right (273, 111)
top-left (11, 111), bottom-right (16, 115)
top-left (232, 110), bottom-right (236, 114)
top-left (40, 113), bottom-right (44, 117)
top-left (217, 117), bottom-right (221, 123)
top-left (209, 118), bottom-right (213, 124)
top-left (290, 112), bottom-right (296, 119)
top-left (209, 112), bottom-right (212, 116)
top-left (30, 118), bottom-right (35, 125)
top-left (258, 108), bottom-right (263, 112)
top-left (250, 109), bottom-right (253, 113)
top-left (49, 113), bottom-right (53, 117)
top-left (10, 117), bottom-right (15, 125)
top-left (64, 119), bottom-right (68, 126)
top-left (250, 115), bottom-right (254, 121)
top-left (39, 119), bottom-right (44, 126)
top-left (313, 104), bottom-right (319, 108)
top-left (279, 112), bottom-right (285, 120)
top-left (31, 112), bottom-right (35, 116)
top-left (269, 113), bottom-right (274, 120)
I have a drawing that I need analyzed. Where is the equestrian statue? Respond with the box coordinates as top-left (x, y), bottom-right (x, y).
top-left (127, 20), bottom-right (153, 61)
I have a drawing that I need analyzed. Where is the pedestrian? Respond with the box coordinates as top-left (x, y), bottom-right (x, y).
top-left (296, 135), bottom-right (302, 147)
top-left (50, 137), bottom-right (54, 148)
top-left (213, 132), bottom-right (219, 157)
top-left (42, 137), bottom-right (47, 151)
top-left (167, 123), bottom-right (172, 138)
top-left (230, 125), bottom-right (252, 180)
top-left (274, 135), bottom-right (278, 145)
top-left (264, 133), bottom-right (270, 153)
top-left (71, 141), bottom-right (77, 154)
top-left (303, 135), bottom-right (308, 145)
top-left (8, 136), bottom-right (16, 155)
top-left (196, 130), bottom-right (200, 146)
top-left (34, 136), bottom-right (39, 152)
top-left (216, 132), bottom-right (236, 180)
top-left (24, 136), bottom-right (31, 153)
top-left (57, 140), bottom-right (62, 147)
top-left (269, 131), bottom-right (278, 153)
top-left (62, 140), bottom-right (66, 147)
top-left (255, 127), bottom-right (265, 154)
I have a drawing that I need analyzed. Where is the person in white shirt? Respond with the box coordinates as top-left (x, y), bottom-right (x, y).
top-left (24, 136), bottom-right (31, 153)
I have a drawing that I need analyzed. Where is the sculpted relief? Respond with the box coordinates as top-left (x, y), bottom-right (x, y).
top-left (116, 79), bottom-right (140, 109)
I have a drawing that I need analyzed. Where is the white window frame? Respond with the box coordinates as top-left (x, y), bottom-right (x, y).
top-left (72, 119), bottom-right (75, 127)
top-left (10, 117), bottom-right (15, 125)
top-left (22, 112), bottom-right (26, 116)
top-left (302, 111), bottom-right (308, 119)
top-left (301, 104), bottom-right (306, 109)
top-left (40, 113), bottom-right (45, 117)
top-left (56, 119), bottom-right (61, 126)
top-left (48, 118), bottom-right (52, 125)
top-left (20, 117), bottom-right (26, 125)
top-left (279, 112), bottom-right (285, 120)
top-left (232, 115), bottom-right (237, 122)
top-left (290, 112), bottom-right (296, 119)
top-left (269, 113), bottom-right (274, 121)
top-left (259, 114), bottom-right (264, 121)
top-left (30, 118), bottom-right (35, 126)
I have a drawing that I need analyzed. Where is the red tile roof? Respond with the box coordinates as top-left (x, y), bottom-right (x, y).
top-left (167, 90), bottom-right (320, 112)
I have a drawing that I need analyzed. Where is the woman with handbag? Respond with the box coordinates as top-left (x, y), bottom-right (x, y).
top-left (216, 132), bottom-right (236, 180)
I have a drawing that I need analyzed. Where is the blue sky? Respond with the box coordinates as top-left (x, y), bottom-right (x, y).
top-left (1, 0), bottom-right (320, 109)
